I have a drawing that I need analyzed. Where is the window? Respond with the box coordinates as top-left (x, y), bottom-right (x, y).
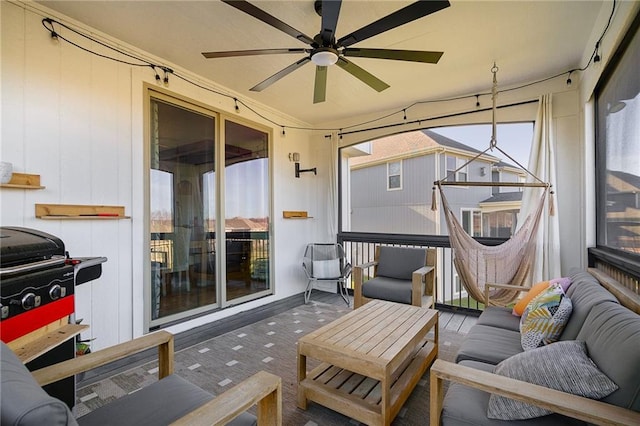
top-left (595, 14), bottom-right (640, 257)
top-left (462, 209), bottom-right (482, 237)
top-left (446, 155), bottom-right (468, 182)
top-left (387, 160), bottom-right (402, 190)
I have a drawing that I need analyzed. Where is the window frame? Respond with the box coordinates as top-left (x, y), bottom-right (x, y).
top-left (461, 208), bottom-right (482, 237)
top-left (594, 11), bottom-right (640, 267)
top-left (387, 159), bottom-right (403, 191)
top-left (446, 154), bottom-right (469, 183)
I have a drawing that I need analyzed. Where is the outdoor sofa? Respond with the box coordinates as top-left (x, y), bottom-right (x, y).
top-left (430, 269), bottom-right (640, 425)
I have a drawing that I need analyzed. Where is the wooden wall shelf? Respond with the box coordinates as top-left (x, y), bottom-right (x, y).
top-left (283, 210), bottom-right (313, 219)
top-left (0, 173), bottom-right (45, 189)
top-left (36, 204), bottom-right (129, 219)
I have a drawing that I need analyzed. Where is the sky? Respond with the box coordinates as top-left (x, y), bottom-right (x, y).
top-left (431, 122), bottom-right (534, 168)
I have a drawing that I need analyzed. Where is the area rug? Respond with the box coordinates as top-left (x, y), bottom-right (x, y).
top-left (75, 301), bottom-right (465, 425)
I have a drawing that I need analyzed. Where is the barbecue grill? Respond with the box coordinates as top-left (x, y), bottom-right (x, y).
top-left (0, 226), bottom-right (107, 407)
top-left (0, 226), bottom-right (106, 342)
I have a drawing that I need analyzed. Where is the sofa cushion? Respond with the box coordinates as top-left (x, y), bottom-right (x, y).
top-left (440, 360), bottom-right (586, 426)
top-left (487, 340), bottom-right (618, 420)
top-left (376, 246), bottom-right (425, 280)
top-left (475, 306), bottom-right (521, 332)
top-left (454, 325), bottom-right (522, 364)
top-left (520, 284), bottom-right (573, 350)
top-left (362, 276), bottom-right (413, 304)
top-left (577, 301), bottom-right (640, 411)
top-left (560, 270), bottom-right (618, 340)
top-left (1, 342), bottom-right (78, 426)
top-left (77, 374), bottom-right (257, 426)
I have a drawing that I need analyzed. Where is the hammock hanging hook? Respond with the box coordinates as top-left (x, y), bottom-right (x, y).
top-left (490, 63), bottom-right (499, 150)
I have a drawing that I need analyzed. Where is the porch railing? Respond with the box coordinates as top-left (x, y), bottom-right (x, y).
top-left (338, 232), bottom-right (508, 315)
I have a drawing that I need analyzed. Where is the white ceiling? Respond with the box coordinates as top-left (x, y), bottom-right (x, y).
top-left (38, 1), bottom-right (604, 126)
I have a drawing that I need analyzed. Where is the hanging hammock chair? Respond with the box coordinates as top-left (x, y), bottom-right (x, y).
top-left (437, 182), bottom-right (548, 305)
top-left (433, 65), bottom-right (553, 305)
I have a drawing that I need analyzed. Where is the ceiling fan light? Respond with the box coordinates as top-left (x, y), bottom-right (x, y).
top-left (312, 49), bottom-right (339, 66)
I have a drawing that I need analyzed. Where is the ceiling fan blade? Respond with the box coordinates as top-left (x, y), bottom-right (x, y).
top-left (250, 57), bottom-right (310, 92)
top-left (343, 48), bottom-right (443, 63)
top-left (222, 0), bottom-right (315, 45)
top-left (337, 0), bottom-right (450, 48)
top-left (320, 0), bottom-right (342, 45)
top-left (313, 66), bottom-right (328, 104)
top-left (202, 48), bottom-right (308, 59)
top-left (336, 57), bottom-right (390, 92)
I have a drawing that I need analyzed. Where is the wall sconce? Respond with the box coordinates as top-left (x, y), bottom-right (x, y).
top-left (480, 166), bottom-right (487, 177)
top-left (289, 152), bottom-right (316, 178)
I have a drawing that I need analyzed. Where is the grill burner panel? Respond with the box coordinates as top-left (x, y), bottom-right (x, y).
top-left (1, 263), bottom-right (75, 320)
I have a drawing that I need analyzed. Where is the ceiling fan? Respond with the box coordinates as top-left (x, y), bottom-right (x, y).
top-left (202, 0), bottom-right (450, 103)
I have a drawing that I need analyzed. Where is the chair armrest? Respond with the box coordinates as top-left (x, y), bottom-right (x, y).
top-left (172, 370), bottom-right (282, 426)
top-left (484, 283), bottom-right (531, 306)
top-left (354, 260), bottom-right (377, 271)
top-left (353, 260), bottom-right (378, 308)
top-left (32, 330), bottom-right (174, 386)
top-left (429, 359), bottom-right (640, 426)
top-left (485, 283), bottom-right (531, 292)
top-left (412, 266), bottom-right (435, 306)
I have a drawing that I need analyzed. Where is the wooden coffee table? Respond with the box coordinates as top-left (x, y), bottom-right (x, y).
top-left (297, 300), bottom-right (438, 425)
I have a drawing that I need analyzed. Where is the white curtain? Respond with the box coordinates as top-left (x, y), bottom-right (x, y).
top-left (327, 133), bottom-right (339, 240)
top-left (517, 94), bottom-right (561, 282)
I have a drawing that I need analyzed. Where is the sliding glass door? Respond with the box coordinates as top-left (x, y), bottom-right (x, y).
top-left (223, 120), bottom-right (270, 303)
top-left (148, 92), bottom-right (271, 326)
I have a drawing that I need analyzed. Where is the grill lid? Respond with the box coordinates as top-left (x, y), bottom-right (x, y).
top-left (0, 227), bottom-right (65, 268)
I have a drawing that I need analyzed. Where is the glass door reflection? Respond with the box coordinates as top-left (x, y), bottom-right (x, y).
top-left (150, 98), bottom-right (216, 320)
top-left (224, 120), bottom-right (270, 302)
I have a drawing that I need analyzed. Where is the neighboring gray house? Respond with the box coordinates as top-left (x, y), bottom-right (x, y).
top-left (345, 129), bottom-right (527, 301)
top-left (347, 129), bottom-right (526, 238)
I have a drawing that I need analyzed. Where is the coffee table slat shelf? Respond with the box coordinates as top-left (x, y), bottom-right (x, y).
top-left (298, 300), bottom-right (438, 425)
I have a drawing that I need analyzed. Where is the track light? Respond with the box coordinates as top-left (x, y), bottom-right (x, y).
top-left (475, 95), bottom-right (480, 107)
top-left (403, 109), bottom-right (407, 120)
top-left (281, 127), bottom-right (286, 137)
top-left (234, 98), bottom-right (240, 113)
top-left (594, 42), bottom-right (601, 63)
top-left (566, 71), bottom-right (572, 86)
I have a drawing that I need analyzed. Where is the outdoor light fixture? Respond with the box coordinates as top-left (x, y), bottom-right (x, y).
top-left (290, 153), bottom-right (316, 178)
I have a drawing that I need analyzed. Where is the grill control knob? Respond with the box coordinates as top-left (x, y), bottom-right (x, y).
top-left (49, 284), bottom-right (62, 300)
top-left (21, 293), bottom-right (41, 310)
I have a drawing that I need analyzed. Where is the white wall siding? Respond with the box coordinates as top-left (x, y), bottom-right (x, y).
top-left (1, 2), bottom-right (323, 349)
